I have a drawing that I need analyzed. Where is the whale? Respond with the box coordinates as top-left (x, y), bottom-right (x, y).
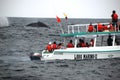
top-left (26, 21), bottom-right (48, 27)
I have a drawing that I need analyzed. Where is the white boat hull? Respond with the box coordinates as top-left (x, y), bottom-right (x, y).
top-left (41, 46), bottom-right (120, 60)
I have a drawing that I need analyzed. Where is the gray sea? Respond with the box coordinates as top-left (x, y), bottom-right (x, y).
top-left (0, 17), bottom-right (120, 80)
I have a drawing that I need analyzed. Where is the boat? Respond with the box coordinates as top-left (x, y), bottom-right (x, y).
top-left (30, 22), bottom-right (120, 60)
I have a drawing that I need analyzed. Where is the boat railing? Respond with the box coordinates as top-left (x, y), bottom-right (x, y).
top-left (67, 22), bottom-right (119, 34)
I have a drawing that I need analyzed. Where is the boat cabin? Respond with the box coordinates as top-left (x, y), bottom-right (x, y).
top-left (60, 23), bottom-right (120, 48)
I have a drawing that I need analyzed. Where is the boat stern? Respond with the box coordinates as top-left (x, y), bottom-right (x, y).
top-left (29, 52), bottom-right (42, 60)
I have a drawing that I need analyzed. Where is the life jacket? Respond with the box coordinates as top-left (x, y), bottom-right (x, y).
top-left (88, 25), bottom-right (94, 32)
top-left (103, 25), bottom-right (108, 30)
top-left (112, 13), bottom-right (118, 21)
top-left (46, 44), bottom-right (52, 52)
top-left (98, 23), bottom-right (103, 32)
top-left (67, 43), bottom-right (74, 48)
top-left (52, 44), bottom-right (57, 50)
top-left (81, 43), bottom-right (86, 47)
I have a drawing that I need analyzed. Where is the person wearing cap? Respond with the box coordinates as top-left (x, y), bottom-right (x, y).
top-left (46, 42), bottom-right (52, 52)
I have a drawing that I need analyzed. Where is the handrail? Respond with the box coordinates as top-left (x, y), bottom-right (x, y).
top-left (68, 22), bottom-right (111, 34)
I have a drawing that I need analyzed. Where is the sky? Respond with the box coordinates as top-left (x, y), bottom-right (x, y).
top-left (0, 0), bottom-right (119, 18)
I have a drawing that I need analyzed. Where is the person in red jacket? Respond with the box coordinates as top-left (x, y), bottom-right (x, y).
top-left (81, 40), bottom-right (86, 47)
top-left (52, 42), bottom-right (57, 50)
top-left (103, 24), bottom-right (107, 30)
top-left (67, 40), bottom-right (74, 48)
top-left (111, 10), bottom-right (118, 30)
top-left (98, 23), bottom-right (103, 32)
top-left (88, 23), bottom-right (95, 32)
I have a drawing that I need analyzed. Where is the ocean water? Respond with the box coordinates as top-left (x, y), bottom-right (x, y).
top-left (0, 17), bottom-right (120, 80)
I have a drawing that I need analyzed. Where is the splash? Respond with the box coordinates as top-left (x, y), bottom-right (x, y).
top-left (0, 17), bottom-right (9, 27)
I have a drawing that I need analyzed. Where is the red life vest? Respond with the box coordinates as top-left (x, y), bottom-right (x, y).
top-left (52, 44), bottom-right (57, 50)
top-left (46, 44), bottom-right (52, 52)
top-left (103, 25), bottom-right (108, 30)
top-left (88, 25), bottom-right (94, 32)
top-left (67, 43), bottom-right (74, 48)
top-left (81, 43), bottom-right (86, 47)
top-left (98, 23), bottom-right (103, 32)
top-left (113, 13), bottom-right (118, 20)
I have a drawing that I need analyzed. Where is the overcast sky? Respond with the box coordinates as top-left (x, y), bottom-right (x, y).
top-left (0, 0), bottom-right (119, 18)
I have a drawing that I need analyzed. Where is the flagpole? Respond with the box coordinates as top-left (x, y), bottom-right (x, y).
top-left (66, 19), bottom-right (68, 30)
top-left (63, 13), bottom-right (68, 33)
top-left (63, 13), bottom-right (68, 47)
top-left (59, 23), bottom-right (64, 34)
top-left (56, 16), bottom-right (65, 47)
top-left (56, 16), bottom-right (64, 34)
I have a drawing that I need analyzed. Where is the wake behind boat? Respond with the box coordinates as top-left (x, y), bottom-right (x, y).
top-left (30, 22), bottom-right (120, 61)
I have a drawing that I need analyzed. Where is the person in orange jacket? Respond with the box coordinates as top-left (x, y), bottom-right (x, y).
top-left (67, 40), bottom-right (74, 48)
top-left (46, 42), bottom-right (52, 52)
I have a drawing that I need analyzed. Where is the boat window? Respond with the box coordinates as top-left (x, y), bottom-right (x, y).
top-left (96, 35), bottom-right (108, 46)
top-left (96, 35), bottom-right (120, 46)
top-left (63, 34), bottom-right (120, 48)
top-left (115, 35), bottom-right (120, 45)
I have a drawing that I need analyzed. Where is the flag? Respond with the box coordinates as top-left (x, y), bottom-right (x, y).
top-left (63, 13), bottom-right (68, 20)
top-left (56, 16), bottom-right (61, 23)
